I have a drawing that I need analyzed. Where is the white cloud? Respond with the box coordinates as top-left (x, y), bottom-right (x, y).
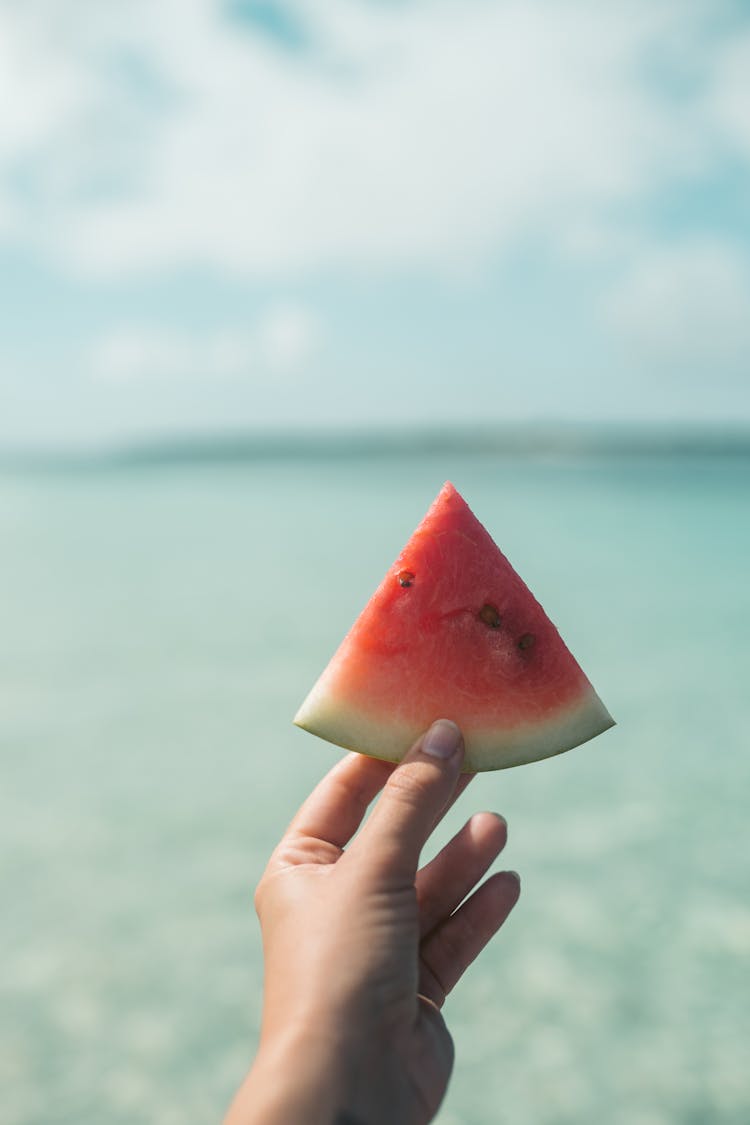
top-left (0, 0), bottom-right (737, 278)
top-left (603, 240), bottom-right (750, 368)
top-left (256, 304), bottom-right (322, 372)
top-left (89, 304), bottom-right (322, 384)
top-left (0, 7), bottom-right (87, 160)
top-left (89, 327), bottom-right (251, 384)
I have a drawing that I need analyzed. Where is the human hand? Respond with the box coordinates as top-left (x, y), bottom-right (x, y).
top-left (224, 720), bottom-right (520, 1125)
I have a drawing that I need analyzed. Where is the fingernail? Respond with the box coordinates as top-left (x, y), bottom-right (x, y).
top-left (422, 719), bottom-right (462, 759)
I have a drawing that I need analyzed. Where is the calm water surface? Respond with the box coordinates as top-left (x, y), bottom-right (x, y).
top-left (2, 454), bottom-right (749, 1124)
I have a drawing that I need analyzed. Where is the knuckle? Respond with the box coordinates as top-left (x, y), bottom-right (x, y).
top-left (386, 762), bottom-right (434, 808)
top-left (452, 910), bottom-right (477, 953)
top-left (435, 926), bottom-right (460, 968)
top-left (440, 914), bottom-right (475, 972)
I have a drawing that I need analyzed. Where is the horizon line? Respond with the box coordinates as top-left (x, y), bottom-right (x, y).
top-left (2, 420), bottom-right (750, 470)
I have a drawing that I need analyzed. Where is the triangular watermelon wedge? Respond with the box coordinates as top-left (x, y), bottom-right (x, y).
top-left (294, 482), bottom-right (614, 771)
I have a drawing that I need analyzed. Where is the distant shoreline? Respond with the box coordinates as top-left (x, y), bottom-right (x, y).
top-left (3, 422), bottom-right (750, 471)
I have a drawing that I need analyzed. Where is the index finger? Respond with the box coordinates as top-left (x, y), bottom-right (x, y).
top-left (284, 750), bottom-right (395, 851)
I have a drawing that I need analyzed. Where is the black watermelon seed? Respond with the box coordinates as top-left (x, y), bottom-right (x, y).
top-left (479, 604), bottom-right (502, 629)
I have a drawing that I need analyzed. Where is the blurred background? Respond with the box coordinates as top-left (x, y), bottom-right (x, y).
top-left (1, 1), bottom-right (749, 1123)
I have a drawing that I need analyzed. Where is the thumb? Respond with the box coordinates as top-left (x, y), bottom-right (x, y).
top-left (348, 720), bottom-right (464, 883)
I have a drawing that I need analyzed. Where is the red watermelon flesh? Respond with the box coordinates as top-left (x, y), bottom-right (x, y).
top-left (294, 482), bottom-right (614, 771)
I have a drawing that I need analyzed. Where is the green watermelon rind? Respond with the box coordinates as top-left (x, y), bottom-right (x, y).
top-left (294, 677), bottom-right (615, 773)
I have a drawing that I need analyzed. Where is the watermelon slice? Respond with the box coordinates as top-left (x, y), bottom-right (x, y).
top-left (294, 482), bottom-right (614, 772)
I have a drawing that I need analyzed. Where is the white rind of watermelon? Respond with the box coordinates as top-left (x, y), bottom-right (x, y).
top-left (294, 678), bottom-right (614, 773)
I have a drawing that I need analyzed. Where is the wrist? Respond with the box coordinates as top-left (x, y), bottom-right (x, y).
top-left (223, 1024), bottom-right (356, 1125)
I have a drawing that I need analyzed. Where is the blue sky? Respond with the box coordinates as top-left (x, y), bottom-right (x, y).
top-left (1, 0), bottom-right (749, 449)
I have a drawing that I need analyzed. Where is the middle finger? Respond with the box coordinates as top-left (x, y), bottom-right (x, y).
top-left (416, 811), bottom-right (508, 938)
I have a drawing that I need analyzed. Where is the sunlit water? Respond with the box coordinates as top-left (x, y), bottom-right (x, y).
top-left (2, 453), bottom-right (749, 1125)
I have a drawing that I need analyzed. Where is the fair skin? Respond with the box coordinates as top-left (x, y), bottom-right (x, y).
top-left (224, 719), bottom-right (520, 1125)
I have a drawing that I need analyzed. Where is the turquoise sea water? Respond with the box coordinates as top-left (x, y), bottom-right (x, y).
top-left (2, 452), bottom-right (749, 1124)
